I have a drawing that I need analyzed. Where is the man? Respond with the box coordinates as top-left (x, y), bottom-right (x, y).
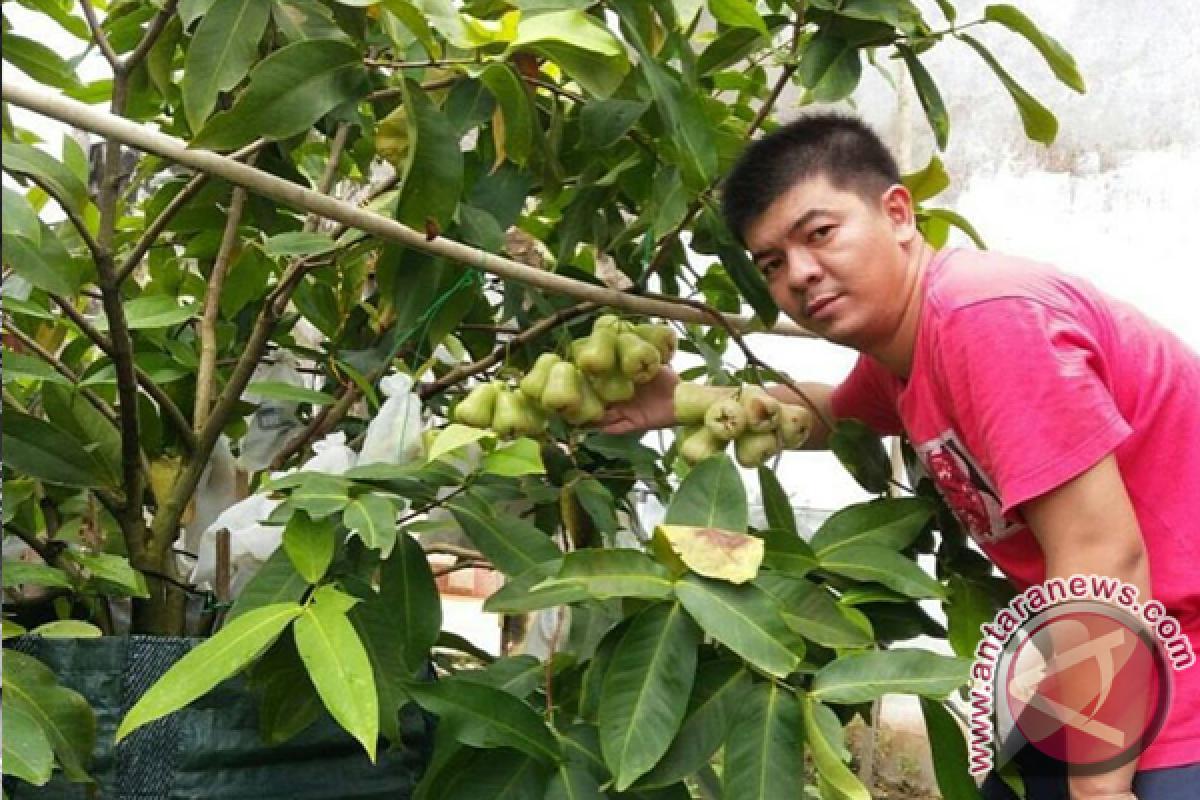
top-left (601, 114), bottom-right (1199, 799)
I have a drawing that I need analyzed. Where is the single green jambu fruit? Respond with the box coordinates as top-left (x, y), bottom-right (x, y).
top-left (779, 404), bottom-right (814, 449)
top-left (564, 377), bottom-right (605, 425)
top-left (674, 384), bottom-right (738, 426)
top-left (740, 385), bottom-right (782, 433)
top-left (541, 361), bottom-right (585, 415)
top-left (617, 331), bottom-right (662, 384)
top-left (593, 313), bottom-right (623, 333)
top-left (520, 352), bottom-right (562, 400)
top-left (491, 388), bottom-right (528, 438)
top-left (590, 369), bottom-right (636, 404)
top-left (704, 395), bottom-right (748, 441)
top-left (574, 328), bottom-right (619, 374)
top-left (735, 430), bottom-right (782, 468)
top-left (454, 382), bottom-right (500, 428)
top-left (680, 427), bottom-right (726, 466)
top-left (634, 323), bottom-right (678, 362)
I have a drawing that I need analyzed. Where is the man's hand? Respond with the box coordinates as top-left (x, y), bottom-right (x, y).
top-left (599, 367), bottom-right (679, 435)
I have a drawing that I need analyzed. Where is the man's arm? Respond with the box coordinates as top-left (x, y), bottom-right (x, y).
top-left (1021, 453), bottom-right (1151, 800)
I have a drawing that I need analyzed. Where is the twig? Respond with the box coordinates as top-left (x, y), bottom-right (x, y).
top-left (117, 138), bottom-right (268, 285)
top-left (2, 320), bottom-right (119, 427)
top-left (1, 83), bottom-right (815, 339)
top-left (195, 178), bottom-right (253, 428)
top-left (303, 125), bottom-right (349, 232)
top-left (398, 484), bottom-right (474, 527)
top-left (268, 378), bottom-right (364, 470)
top-left (424, 543), bottom-right (486, 561)
top-left (419, 303), bottom-right (599, 400)
top-left (124, 0), bottom-right (179, 73)
top-left (365, 57), bottom-right (480, 69)
top-left (432, 560), bottom-right (488, 578)
top-left (80, 0), bottom-right (121, 73)
top-left (544, 606), bottom-right (567, 725)
top-left (16, 174), bottom-right (104, 265)
top-left (368, 76), bottom-right (458, 101)
top-left (50, 295), bottom-right (199, 452)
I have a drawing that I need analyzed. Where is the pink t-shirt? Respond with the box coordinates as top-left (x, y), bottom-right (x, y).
top-left (831, 248), bottom-right (1200, 769)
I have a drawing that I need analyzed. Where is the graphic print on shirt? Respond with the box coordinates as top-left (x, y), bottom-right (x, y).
top-left (914, 430), bottom-right (1024, 544)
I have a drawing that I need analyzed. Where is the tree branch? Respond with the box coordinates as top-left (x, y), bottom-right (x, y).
top-left (16, 173), bottom-right (104, 265)
top-left (419, 302), bottom-right (598, 400)
top-left (80, 0), bottom-right (121, 73)
top-left (50, 296), bottom-right (198, 453)
top-left (124, 0), bottom-right (179, 73)
top-left (1, 83), bottom-right (815, 339)
top-left (2, 320), bottom-right (119, 427)
top-left (195, 181), bottom-right (252, 429)
top-left (117, 138), bottom-right (268, 286)
top-left (303, 124), bottom-right (349, 232)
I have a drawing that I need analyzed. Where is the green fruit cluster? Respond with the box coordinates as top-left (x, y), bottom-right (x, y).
top-left (452, 314), bottom-right (677, 436)
top-left (674, 383), bottom-right (814, 468)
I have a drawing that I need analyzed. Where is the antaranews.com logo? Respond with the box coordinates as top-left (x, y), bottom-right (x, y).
top-left (966, 575), bottom-right (1195, 776)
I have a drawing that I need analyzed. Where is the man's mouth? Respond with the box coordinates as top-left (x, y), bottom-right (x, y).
top-left (805, 294), bottom-right (840, 318)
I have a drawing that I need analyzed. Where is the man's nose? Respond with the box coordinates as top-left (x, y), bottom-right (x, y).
top-left (784, 250), bottom-right (822, 287)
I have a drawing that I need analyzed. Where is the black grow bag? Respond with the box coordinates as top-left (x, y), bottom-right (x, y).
top-left (3, 635), bottom-right (433, 800)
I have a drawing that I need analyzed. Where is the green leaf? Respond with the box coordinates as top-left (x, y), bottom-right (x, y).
top-left (599, 602), bottom-right (700, 790)
top-left (707, 0), bottom-right (768, 35)
top-left (3, 649), bottom-right (94, 783)
top-left (2, 217), bottom-right (85, 295)
top-left (428, 423), bottom-right (496, 463)
top-left (2, 409), bottom-right (113, 488)
top-left (117, 603), bottom-right (303, 740)
top-left (903, 155), bottom-right (950, 204)
top-left (703, 209), bottom-right (779, 326)
top-left (572, 477), bottom-right (618, 536)
top-left (294, 592), bottom-right (380, 760)
top-left (579, 98), bottom-right (649, 150)
top-left (723, 681), bottom-right (803, 800)
top-left (960, 33), bottom-right (1058, 145)
top-left (245, 381), bottom-right (337, 405)
top-left (346, 592), bottom-right (409, 745)
top-left (1, 351), bottom-right (71, 387)
top-left (481, 438), bottom-right (545, 477)
top-left (448, 492), bottom-right (563, 577)
top-left (758, 467), bottom-right (797, 535)
top-left (381, 531), bottom-right (442, 675)
top-left (2, 561), bottom-right (73, 590)
top-left (379, 0), bottom-right (440, 58)
top-left (282, 510), bottom-right (337, 583)
top-left (479, 64), bottom-right (533, 167)
top-left (484, 561), bottom-right (589, 614)
top-left (511, 11), bottom-right (631, 99)
top-left (759, 527), bottom-right (818, 578)
top-left (675, 574), bottom-right (800, 678)
top-left (97, 295), bottom-right (197, 331)
top-left (542, 549), bottom-right (674, 601)
top-left (664, 453), bottom-right (747, 532)
top-left (2, 703), bottom-right (54, 785)
top-left (802, 692), bottom-right (870, 800)
top-left (3, 618), bottom-right (28, 639)
top-left (343, 493), bottom-right (398, 556)
top-left (30, 620), bottom-right (103, 638)
top-left (819, 544), bottom-right (945, 599)
top-left (1, 31), bottom-right (82, 90)
top-left (426, 751), bottom-right (549, 799)
top-left (546, 762), bottom-right (606, 800)
top-left (182, 0), bottom-right (272, 127)
top-left (922, 208), bottom-right (987, 249)
top-left (920, 697), bottom-right (983, 800)
top-left (798, 33), bottom-right (862, 103)
top-left (290, 473), bottom-right (352, 518)
top-left (945, 574), bottom-right (1004, 659)
top-left (756, 573), bottom-right (874, 648)
top-left (393, 78), bottom-right (464, 231)
top-left (228, 547), bottom-right (308, 620)
top-left (811, 649), bottom-right (972, 704)
top-left (458, 654), bottom-right (545, 700)
top-left (263, 231), bottom-right (339, 258)
top-left (829, 419), bottom-right (891, 494)
top-left (984, 4), bottom-right (1084, 92)
top-left (697, 26), bottom-right (766, 75)
top-left (898, 44), bottom-right (950, 151)
top-left (638, 661), bottom-right (750, 789)
top-left (193, 40), bottom-right (368, 150)
top-left (3, 142), bottom-right (89, 217)
top-left (409, 678), bottom-right (563, 765)
top-left (3, 186), bottom-right (41, 248)
top-left (810, 497), bottom-right (934, 556)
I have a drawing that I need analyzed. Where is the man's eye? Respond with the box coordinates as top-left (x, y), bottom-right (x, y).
top-left (760, 260), bottom-right (781, 276)
top-left (809, 225), bottom-right (834, 243)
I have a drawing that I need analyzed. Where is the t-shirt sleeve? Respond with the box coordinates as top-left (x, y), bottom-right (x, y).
top-left (936, 297), bottom-right (1132, 514)
top-left (830, 355), bottom-right (905, 436)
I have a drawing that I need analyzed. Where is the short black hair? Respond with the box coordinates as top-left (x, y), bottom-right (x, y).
top-left (721, 113), bottom-right (902, 244)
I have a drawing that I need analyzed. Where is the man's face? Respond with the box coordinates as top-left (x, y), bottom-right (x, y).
top-left (743, 173), bottom-right (917, 351)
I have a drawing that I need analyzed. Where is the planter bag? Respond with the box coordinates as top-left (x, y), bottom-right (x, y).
top-left (3, 635), bottom-right (433, 800)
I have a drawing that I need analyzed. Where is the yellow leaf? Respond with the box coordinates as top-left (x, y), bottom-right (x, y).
top-left (653, 524), bottom-right (764, 585)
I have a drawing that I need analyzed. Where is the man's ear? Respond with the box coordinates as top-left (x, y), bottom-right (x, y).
top-left (881, 184), bottom-right (918, 243)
